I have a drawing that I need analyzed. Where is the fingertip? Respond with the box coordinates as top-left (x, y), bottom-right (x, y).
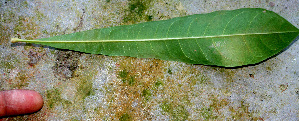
top-left (0, 89), bottom-right (43, 117)
top-left (27, 90), bottom-right (44, 113)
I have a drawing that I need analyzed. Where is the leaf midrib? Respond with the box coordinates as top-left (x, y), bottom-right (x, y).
top-left (13, 31), bottom-right (298, 43)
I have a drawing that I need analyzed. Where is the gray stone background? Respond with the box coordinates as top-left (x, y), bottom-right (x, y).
top-left (0, 0), bottom-right (298, 120)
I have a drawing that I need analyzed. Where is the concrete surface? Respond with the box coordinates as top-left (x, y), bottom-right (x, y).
top-left (0, 0), bottom-right (298, 120)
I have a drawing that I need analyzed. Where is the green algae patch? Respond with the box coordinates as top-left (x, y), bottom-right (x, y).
top-left (72, 54), bottom-right (103, 101)
top-left (10, 72), bottom-right (30, 89)
top-left (107, 57), bottom-right (211, 120)
top-left (160, 100), bottom-right (189, 120)
top-left (229, 100), bottom-right (262, 120)
top-left (200, 106), bottom-right (218, 120)
top-left (167, 69), bottom-right (173, 74)
top-left (123, 0), bottom-right (153, 24)
top-left (119, 113), bottom-right (132, 121)
top-left (141, 89), bottom-right (152, 101)
top-left (13, 16), bottom-right (42, 40)
top-left (158, 64), bottom-right (214, 120)
top-left (0, 59), bottom-right (17, 70)
top-left (212, 67), bottom-right (237, 83)
top-left (192, 94), bottom-right (262, 120)
top-left (105, 57), bottom-right (165, 120)
top-left (46, 88), bottom-right (72, 109)
top-left (75, 77), bottom-right (95, 101)
top-left (199, 95), bottom-right (226, 120)
top-left (154, 80), bottom-right (163, 88)
top-left (118, 69), bottom-right (136, 86)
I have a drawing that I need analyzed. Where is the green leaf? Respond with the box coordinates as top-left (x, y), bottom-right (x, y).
top-left (11, 8), bottom-right (299, 67)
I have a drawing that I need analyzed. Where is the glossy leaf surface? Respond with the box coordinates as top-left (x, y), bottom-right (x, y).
top-left (11, 8), bottom-right (299, 67)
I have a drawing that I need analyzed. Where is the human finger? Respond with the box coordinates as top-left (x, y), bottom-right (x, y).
top-left (0, 89), bottom-right (43, 117)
